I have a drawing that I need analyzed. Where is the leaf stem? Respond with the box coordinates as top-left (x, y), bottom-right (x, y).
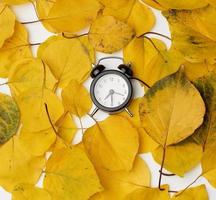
top-left (21, 19), bottom-right (42, 25)
top-left (158, 146), bottom-right (166, 190)
top-left (138, 32), bottom-right (171, 41)
top-left (130, 77), bottom-right (150, 88)
top-left (159, 170), bottom-right (176, 176)
top-left (62, 32), bottom-right (89, 39)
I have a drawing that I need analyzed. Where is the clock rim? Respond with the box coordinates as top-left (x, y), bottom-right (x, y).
top-left (90, 70), bottom-right (133, 113)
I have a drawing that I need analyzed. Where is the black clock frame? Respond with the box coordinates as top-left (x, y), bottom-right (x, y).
top-left (90, 70), bottom-right (133, 113)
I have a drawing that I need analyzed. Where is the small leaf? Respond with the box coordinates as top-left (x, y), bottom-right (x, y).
top-left (62, 80), bottom-right (92, 117)
top-left (140, 68), bottom-right (205, 146)
top-left (0, 93), bottom-right (20, 144)
top-left (89, 15), bottom-right (135, 53)
top-left (172, 185), bottom-right (208, 200)
top-left (83, 116), bottom-right (139, 171)
top-left (43, 147), bottom-right (102, 200)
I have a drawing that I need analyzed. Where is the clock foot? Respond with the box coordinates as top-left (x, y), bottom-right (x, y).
top-left (90, 107), bottom-right (99, 117)
top-left (125, 107), bottom-right (133, 117)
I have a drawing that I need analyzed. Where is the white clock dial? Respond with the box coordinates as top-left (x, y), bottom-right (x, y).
top-left (94, 73), bottom-right (129, 108)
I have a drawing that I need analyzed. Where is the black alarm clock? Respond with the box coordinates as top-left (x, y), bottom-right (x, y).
top-left (90, 57), bottom-right (134, 117)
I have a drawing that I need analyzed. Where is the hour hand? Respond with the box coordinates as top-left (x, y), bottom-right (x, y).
top-left (114, 91), bottom-right (124, 96)
top-left (104, 92), bottom-right (111, 100)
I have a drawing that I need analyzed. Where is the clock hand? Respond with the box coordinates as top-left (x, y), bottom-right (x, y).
top-left (114, 91), bottom-right (124, 96)
top-left (104, 91), bottom-right (111, 100)
top-left (111, 93), bottom-right (114, 106)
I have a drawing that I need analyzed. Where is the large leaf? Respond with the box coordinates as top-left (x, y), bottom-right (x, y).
top-left (139, 68), bottom-right (205, 146)
top-left (83, 116), bottom-right (139, 171)
top-left (36, 0), bottom-right (102, 33)
top-left (43, 147), bottom-right (102, 200)
top-left (38, 36), bottom-right (91, 88)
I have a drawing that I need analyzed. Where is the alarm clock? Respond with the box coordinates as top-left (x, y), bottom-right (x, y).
top-left (90, 57), bottom-right (134, 117)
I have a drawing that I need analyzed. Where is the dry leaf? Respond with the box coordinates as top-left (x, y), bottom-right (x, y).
top-left (193, 73), bottom-right (216, 151)
top-left (83, 115), bottom-right (139, 171)
top-left (139, 68), bottom-right (205, 146)
top-left (0, 93), bottom-right (20, 144)
top-left (2, 0), bottom-right (34, 5)
top-left (89, 15), bottom-right (135, 53)
top-left (43, 147), bottom-right (102, 200)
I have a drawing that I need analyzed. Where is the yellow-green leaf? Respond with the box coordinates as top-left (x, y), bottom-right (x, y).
top-left (140, 68), bottom-right (205, 146)
top-left (0, 93), bottom-right (20, 144)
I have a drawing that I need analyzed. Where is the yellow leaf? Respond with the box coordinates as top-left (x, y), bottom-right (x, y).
top-left (207, 0), bottom-right (216, 7)
top-left (19, 127), bottom-right (56, 156)
top-left (0, 22), bottom-right (32, 78)
top-left (92, 156), bottom-right (150, 200)
top-left (124, 37), bottom-right (183, 87)
top-left (149, 0), bottom-right (207, 10)
top-left (8, 58), bottom-right (57, 97)
top-left (184, 62), bottom-right (216, 81)
top-left (172, 185), bottom-right (208, 200)
top-left (36, 0), bottom-right (102, 33)
top-left (62, 80), bottom-right (92, 117)
top-left (0, 136), bottom-right (45, 191)
top-left (125, 186), bottom-right (170, 200)
top-left (102, 0), bottom-right (155, 36)
top-left (153, 138), bottom-right (203, 176)
top-left (201, 143), bottom-right (216, 188)
top-left (164, 10), bottom-right (216, 64)
top-left (12, 184), bottom-right (51, 200)
top-left (79, 35), bottom-right (96, 63)
top-left (3, 0), bottom-right (33, 5)
top-left (119, 98), bottom-right (159, 153)
top-left (89, 15), bottom-right (135, 53)
top-left (141, 0), bottom-right (165, 10)
top-left (0, 5), bottom-right (15, 47)
top-left (193, 73), bottom-right (216, 150)
top-left (38, 36), bottom-right (91, 88)
top-left (127, 0), bottom-right (155, 36)
top-left (56, 113), bottom-right (77, 144)
top-left (0, 93), bottom-right (20, 144)
top-left (83, 115), bottom-right (139, 171)
top-left (43, 147), bottom-right (102, 200)
top-left (16, 88), bottom-right (64, 132)
top-left (140, 68), bottom-right (205, 146)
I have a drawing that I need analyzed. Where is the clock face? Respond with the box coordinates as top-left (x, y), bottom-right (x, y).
top-left (90, 70), bottom-right (133, 112)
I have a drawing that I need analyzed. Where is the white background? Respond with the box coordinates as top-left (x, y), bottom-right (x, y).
top-left (0, 2), bottom-right (215, 199)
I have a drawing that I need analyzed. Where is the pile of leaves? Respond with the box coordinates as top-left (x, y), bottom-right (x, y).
top-left (0, 0), bottom-right (216, 199)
